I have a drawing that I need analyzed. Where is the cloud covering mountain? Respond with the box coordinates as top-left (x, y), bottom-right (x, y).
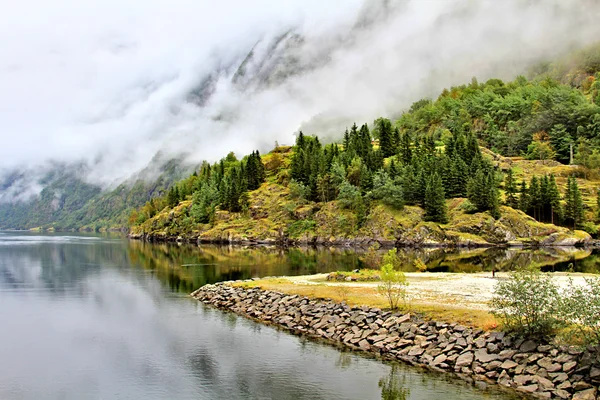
top-left (2, 0), bottom-right (600, 190)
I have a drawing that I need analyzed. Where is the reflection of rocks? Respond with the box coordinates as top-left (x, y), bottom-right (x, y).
top-left (194, 283), bottom-right (600, 400)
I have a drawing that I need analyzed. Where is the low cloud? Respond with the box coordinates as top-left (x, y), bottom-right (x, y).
top-left (1, 0), bottom-right (600, 190)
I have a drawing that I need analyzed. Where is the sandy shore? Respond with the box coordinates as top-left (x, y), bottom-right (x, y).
top-left (283, 272), bottom-right (594, 311)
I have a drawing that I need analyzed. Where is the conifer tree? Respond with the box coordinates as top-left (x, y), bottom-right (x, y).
top-left (376, 118), bottom-right (395, 158)
top-left (518, 180), bottom-right (529, 212)
top-left (564, 176), bottom-right (584, 229)
top-left (596, 188), bottom-right (600, 222)
top-left (528, 176), bottom-right (541, 221)
top-left (343, 128), bottom-right (350, 151)
top-left (399, 132), bottom-right (412, 164)
top-left (504, 169), bottom-right (518, 208)
top-left (547, 174), bottom-right (561, 224)
top-left (424, 173), bottom-right (448, 223)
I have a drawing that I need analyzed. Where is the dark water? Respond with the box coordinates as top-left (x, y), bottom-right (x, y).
top-left (0, 232), bottom-right (546, 399)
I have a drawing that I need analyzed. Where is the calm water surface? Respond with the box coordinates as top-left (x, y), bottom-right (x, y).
top-left (0, 232), bottom-right (547, 399)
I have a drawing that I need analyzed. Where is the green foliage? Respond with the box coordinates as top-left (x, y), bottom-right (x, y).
top-left (424, 173), bottom-right (447, 223)
top-left (288, 179), bottom-right (310, 201)
top-left (467, 169), bottom-right (500, 218)
top-left (377, 249), bottom-right (408, 310)
top-left (286, 219), bottom-right (316, 238)
top-left (564, 175), bottom-right (584, 228)
top-left (337, 180), bottom-right (364, 212)
top-left (560, 277), bottom-right (600, 345)
top-left (370, 170), bottom-right (404, 209)
top-left (503, 169), bottom-right (518, 208)
top-left (491, 269), bottom-right (560, 337)
top-left (190, 179), bottom-right (219, 223)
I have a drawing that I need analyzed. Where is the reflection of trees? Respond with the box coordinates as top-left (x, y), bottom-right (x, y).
top-left (126, 242), bottom-right (363, 292)
top-left (335, 352), bottom-right (352, 369)
top-left (379, 364), bottom-right (410, 400)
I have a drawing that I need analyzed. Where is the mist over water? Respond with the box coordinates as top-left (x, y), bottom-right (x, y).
top-left (2, 0), bottom-right (600, 194)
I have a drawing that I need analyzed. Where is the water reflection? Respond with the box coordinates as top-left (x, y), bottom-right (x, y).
top-left (0, 232), bottom-right (522, 399)
top-left (380, 365), bottom-right (410, 400)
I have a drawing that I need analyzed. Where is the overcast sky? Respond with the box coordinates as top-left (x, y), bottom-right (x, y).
top-left (2, 0), bottom-right (600, 188)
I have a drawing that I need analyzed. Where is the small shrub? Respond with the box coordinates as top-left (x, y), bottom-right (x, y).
top-left (580, 222), bottom-right (599, 238)
top-left (560, 277), bottom-right (600, 345)
top-left (414, 258), bottom-right (427, 272)
top-left (458, 199), bottom-right (478, 214)
top-left (378, 249), bottom-right (409, 310)
top-left (334, 285), bottom-right (351, 303)
top-left (490, 269), bottom-right (560, 337)
top-left (288, 179), bottom-right (310, 200)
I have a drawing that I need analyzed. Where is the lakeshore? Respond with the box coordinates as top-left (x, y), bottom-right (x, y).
top-left (193, 276), bottom-right (600, 400)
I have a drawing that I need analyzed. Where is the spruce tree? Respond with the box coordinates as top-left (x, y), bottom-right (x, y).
top-left (572, 177), bottom-right (584, 229)
top-left (376, 118), bottom-right (395, 158)
top-left (343, 128), bottom-right (350, 151)
top-left (528, 176), bottom-right (541, 221)
top-left (596, 188), bottom-right (600, 222)
top-left (564, 176), bottom-right (583, 229)
top-left (518, 180), bottom-right (529, 212)
top-left (547, 174), bottom-right (561, 225)
top-left (399, 132), bottom-right (412, 164)
top-left (424, 173), bottom-right (448, 223)
top-left (504, 169), bottom-right (518, 208)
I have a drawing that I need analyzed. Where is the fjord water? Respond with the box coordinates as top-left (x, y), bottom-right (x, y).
top-left (0, 232), bottom-right (530, 399)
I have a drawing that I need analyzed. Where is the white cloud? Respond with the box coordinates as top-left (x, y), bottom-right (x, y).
top-left (1, 0), bottom-right (599, 188)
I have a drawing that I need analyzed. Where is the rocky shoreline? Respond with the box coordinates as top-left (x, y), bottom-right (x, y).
top-left (129, 232), bottom-right (594, 248)
top-left (192, 282), bottom-right (599, 400)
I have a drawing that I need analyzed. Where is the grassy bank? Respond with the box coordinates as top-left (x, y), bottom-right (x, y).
top-left (234, 273), bottom-right (499, 331)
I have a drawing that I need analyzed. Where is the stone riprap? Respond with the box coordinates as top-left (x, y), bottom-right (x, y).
top-left (192, 282), bottom-right (599, 400)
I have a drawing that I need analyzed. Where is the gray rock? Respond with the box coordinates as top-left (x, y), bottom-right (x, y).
top-left (432, 354), bottom-right (447, 366)
top-left (563, 361), bottom-right (577, 372)
top-left (520, 340), bottom-right (538, 353)
top-left (455, 352), bottom-right (474, 367)
top-left (474, 349), bottom-right (499, 363)
top-left (499, 360), bottom-right (518, 369)
top-left (537, 357), bottom-right (562, 372)
top-left (553, 389), bottom-right (571, 399)
top-left (535, 376), bottom-right (554, 391)
top-left (498, 349), bottom-right (517, 360)
top-left (513, 375), bottom-right (532, 385)
top-left (517, 384), bottom-right (538, 393)
top-left (590, 367), bottom-right (600, 379)
top-left (572, 388), bottom-right (597, 400)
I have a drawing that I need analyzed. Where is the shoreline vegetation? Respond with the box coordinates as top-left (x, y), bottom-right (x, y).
top-left (193, 280), bottom-right (600, 400)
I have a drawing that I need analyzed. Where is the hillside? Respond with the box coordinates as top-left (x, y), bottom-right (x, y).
top-left (129, 43), bottom-right (600, 246)
top-left (129, 145), bottom-right (592, 247)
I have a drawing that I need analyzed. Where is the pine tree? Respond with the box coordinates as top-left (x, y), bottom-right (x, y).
top-left (547, 174), bottom-right (561, 225)
top-left (388, 158), bottom-right (399, 178)
top-left (572, 177), bottom-right (584, 229)
top-left (564, 176), bottom-right (584, 229)
top-left (504, 169), bottom-right (518, 208)
top-left (528, 176), bottom-right (541, 221)
top-left (518, 180), bottom-right (529, 212)
top-left (376, 118), bottom-right (395, 158)
top-left (343, 128), bottom-right (350, 151)
top-left (399, 132), bottom-right (412, 164)
top-left (596, 188), bottom-right (600, 222)
top-left (467, 170), bottom-right (500, 218)
top-left (424, 173), bottom-right (448, 223)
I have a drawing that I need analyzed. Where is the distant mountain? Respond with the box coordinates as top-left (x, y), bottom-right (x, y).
top-left (0, 156), bottom-right (197, 231)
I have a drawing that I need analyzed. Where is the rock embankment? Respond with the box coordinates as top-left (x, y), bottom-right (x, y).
top-left (193, 283), bottom-right (599, 400)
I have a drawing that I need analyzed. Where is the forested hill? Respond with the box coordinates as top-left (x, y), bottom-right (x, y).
top-left (129, 45), bottom-right (600, 246)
